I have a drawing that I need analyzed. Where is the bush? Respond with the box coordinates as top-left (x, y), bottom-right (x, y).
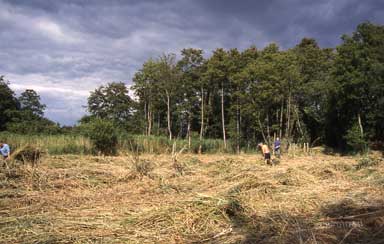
top-left (83, 119), bottom-right (118, 155)
top-left (355, 156), bottom-right (381, 170)
top-left (344, 123), bottom-right (368, 153)
top-left (132, 159), bottom-right (154, 178)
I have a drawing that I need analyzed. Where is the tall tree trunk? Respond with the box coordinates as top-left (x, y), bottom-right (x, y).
top-left (179, 116), bottom-right (183, 139)
top-left (294, 105), bottom-right (304, 138)
top-left (258, 116), bottom-right (268, 144)
top-left (285, 92), bottom-right (291, 139)
top-left (204, 92), bottom-right (212, 136)
top-left (187, 114), bottom-right (191, 149)
top-left (221, 84), bottom-right (227, 149)
top-left (147, 102), bottom-right (152, 136)
top-left (236, 97), bottom-right (240, 154)
top-left (279, 100), bottom-right (284, 139)
top-left (199, 87), bottom-right (204, 154)
top-left (266, 113), bottom-right (271, 146)
top-left (144, 101), bottom-right (147, 135)
top-left (166, 91), bottom-right (172, 140)
top-left (152, 110), bottom-right (155, 135)
top-left (358, 113), bottom-right (364, 137)
top-left (276, 109), bottom-right (279, 137)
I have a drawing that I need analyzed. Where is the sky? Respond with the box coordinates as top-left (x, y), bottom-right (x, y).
top-left (1, 0), bottom-right (383, 125)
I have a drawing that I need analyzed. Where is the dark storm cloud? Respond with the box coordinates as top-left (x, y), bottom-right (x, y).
top-left (0, 0), bottom-right (383, 125)
top-left (194, 0), bottom-right (384, 47)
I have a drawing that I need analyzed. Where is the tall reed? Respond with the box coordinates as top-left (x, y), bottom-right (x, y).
top-left (0, 132), bottom-right (242, 155)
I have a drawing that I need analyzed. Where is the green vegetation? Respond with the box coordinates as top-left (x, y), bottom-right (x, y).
top-left (1, 22), bottom-right (383, 154)
top-left (355, 156), bottom-right (382, 170)
top-left (81, 119), bottom-right (119, 156)
top-left (344, 122), bottom-right (368, 153)
top-left (79, 22), bottom-right (384, 153)
top-left (0, 132), bottom-right (235, 155)
top-left (0, 133), bottom-right (92, 155)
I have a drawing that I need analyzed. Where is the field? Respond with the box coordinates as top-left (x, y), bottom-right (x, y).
top-left (1, 152), bottom-right (384, 244)
top-left (0, 133), bottom-right (232, 155)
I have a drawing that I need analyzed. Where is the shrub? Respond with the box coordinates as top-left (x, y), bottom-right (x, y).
top-left (355, 156), bottom-right (381, 170)
top-left (83, 119), bottom-right (118, 156)
top-left (132, 159), bottom-right (154, 178)
top-left (344, 123), bottom-right (368, 153)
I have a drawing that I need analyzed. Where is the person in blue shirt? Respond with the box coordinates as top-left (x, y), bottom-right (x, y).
top-left (0, 143), bottom-right (11, 160)
top-left (274, 137), bottom-right (281, 158)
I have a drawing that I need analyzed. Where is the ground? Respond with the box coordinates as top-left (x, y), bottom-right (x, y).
top-left (0, 152), bottom-right (383, 244)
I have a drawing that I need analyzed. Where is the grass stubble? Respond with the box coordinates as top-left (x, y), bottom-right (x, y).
top-left (0, 152), bottom-right (383, 244)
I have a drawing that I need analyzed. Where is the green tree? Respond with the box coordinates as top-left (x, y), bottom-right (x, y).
top-left (241, 44), bottom-right (307, 148)
top-left (227, 48), bottom-right (252, 153)
top-left (294, 38), bottom-right (334, 143)
top-left (127, 22), bottom-right (384, 152)
top-left (327, 22), bottom-right (384, 149)
top-left (5, 88), bottom-right (60, 134)
top-left (0, 76), bottom-right (19, 131)
top-left (205, 48), bottom-right (231, 149)
top-left (158, 54), bottom-right (181, 140)
top-left (19, 89), bottom-right (46, 117)
top-left (177, 48), bottom-right (205, 148)
top-left (81, 118), bottom-right (118, 155)
top-left (6, 117), bottom-right (61, 134)
top-left (233, 46), bottom-right (259, 151)
top-left (132, 59), bottom-right (162, 136)
top-left (88, 82), bottom-right (134, 128)
top-left (243, 44), bottom-right (281, 145)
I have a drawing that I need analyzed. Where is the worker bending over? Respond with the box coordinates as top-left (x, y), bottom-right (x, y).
top-left (258, 142), bottom-right (271, 165)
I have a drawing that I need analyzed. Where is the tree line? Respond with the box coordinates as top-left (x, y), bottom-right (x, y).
top-left (1, 22), bottom-right (383, 153)
top-left (0, 76), bottom-right (61, 134)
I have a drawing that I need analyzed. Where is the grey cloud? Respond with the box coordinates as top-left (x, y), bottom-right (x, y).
top-left (0, 0), bottom-right (383, 125)
top-left (193, 0), bottom-right (384, 47)
top-left (41, 92), bottom-right (87, 126)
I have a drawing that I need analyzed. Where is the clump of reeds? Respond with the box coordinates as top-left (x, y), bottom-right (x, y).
top-left (274, 167), bottom-right (316, 186)
top-left (12, 145), bottom-right (45, 166)
top-left (171, 142), bottom-right (188, 175)
top-left (132, 159), bottom-right (154, 178)
top-left (127, 151), bottom-right (155, 179)
top-left (227, 176), bottom-right (276, 196)
top-left (355, 156), bottom-right (381, 170)
top-left (0, 132), bottom-right (92, 155)
top-left (1, 132), bottom-right (240, 155)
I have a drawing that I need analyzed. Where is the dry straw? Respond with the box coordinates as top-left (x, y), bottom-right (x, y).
top-left (0, 153), bottom-right (383, 243)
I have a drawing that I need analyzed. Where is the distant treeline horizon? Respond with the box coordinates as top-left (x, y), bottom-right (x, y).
top-left (1, 22), bottom-right (383, 153)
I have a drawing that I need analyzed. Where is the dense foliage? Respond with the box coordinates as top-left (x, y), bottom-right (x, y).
top-left (0, 77), bottom-right (60, 134)
top-left (80, 118), bottom-right (118, 155)
top-left (127, 22), bottom-right (383, 152)
top-left (1, 22), bottom-right (383, 153)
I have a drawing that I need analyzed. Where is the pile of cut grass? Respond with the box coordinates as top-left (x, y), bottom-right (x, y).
top-left (0, 153), bottom-right (383, 243)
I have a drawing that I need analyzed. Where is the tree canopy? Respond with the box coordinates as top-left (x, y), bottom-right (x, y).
top-left (1, 22), bottom-right (383, 152)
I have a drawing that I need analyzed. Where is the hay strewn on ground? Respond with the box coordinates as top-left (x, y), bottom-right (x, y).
top-left (0, 153), bottom-right (383, 243)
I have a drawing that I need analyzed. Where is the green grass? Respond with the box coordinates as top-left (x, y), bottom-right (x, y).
top-left (121, 134), bottom-right (233, 154)
top-left (0, 132), bottom-right (238, 155)
top-left (0, 132), bottom-right (92, 155)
